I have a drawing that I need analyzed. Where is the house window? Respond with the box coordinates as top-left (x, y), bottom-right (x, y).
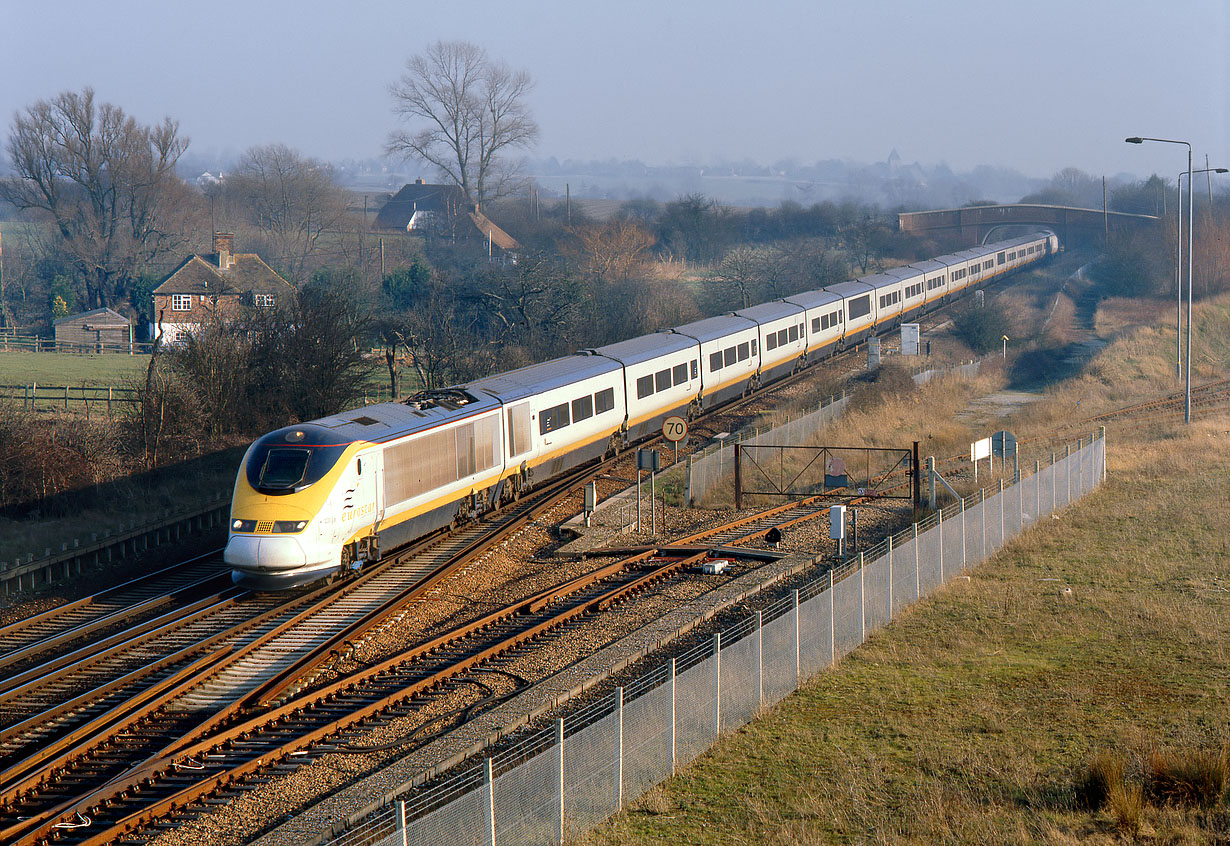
top-left (172, 294), bottom-right (192, 311)
top-left (253, 293), bottom-right (277, 308)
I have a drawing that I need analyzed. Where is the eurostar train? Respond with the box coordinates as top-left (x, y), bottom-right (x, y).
top-left (225, 232), bottom-right (1058, 588)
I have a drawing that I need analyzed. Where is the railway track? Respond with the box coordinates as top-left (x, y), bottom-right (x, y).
top-left (0, 553), bottom-right (230, 675)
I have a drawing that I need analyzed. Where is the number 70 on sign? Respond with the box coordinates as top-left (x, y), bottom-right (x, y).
top-left (663, 415), bottom-right (688, 464)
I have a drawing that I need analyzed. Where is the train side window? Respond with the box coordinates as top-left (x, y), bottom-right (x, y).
top-left (723, 347), bottom-right (737, 367)
top-left (636, 375), bottom-right (654, 399)
top-left (540, 402), bottom-right (570, 435)
top-left (788, 325), bottom-right (799, 342)
top-left (672, 363), bottom-right (688, 384)
top-left (813, 317), bottom-right (822, 333)
top-left (571, 394), bottom-right (594, 423)
top-left (655, 368), bottom-right (671, 392)
top-left (710, 351), bottom-right (723, 372)
top-left (594, 388), bottom-right (615, 414)
top-left (751, 338), bottom-right (757, 355)
top-left (737, 341), bottom-right (749, 361)
top-left (691, 360), bottom-right (698, 379)
top-left (765, 333), bottom-right (778, 351)
top-left (776, 329), bottom-right (788, 346)
top-left (507, 402), bottom-right (532, 456)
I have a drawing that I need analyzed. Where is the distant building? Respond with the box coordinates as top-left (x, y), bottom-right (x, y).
top-left (151, 233), bottom-right (296, 346)
top-left (54, 307), bottom-right (134, 352)
top-left (374, 179), bottom-right (520, 259)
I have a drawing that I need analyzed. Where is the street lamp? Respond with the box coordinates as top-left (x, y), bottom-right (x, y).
top-left (1175, 166), bottom-right (1228, 380)
top-left (1126, 136), bottom-right (1193, 422)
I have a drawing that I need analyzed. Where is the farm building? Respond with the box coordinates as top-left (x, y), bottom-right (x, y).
top-left (375, 179), bottom-right (520, 259)
top-left (53, 308), bottom-right (134, 353)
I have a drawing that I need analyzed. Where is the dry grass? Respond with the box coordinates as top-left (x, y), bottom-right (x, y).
top-left (1146, 746), bottom-right (1229, 808)
top-left (583, 291), bottom-right (1230, 845)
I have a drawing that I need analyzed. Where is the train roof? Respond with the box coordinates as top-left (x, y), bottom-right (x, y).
top-left (930, 253), bottom-right (965, 267)
top-left (821, 280), bottom-right (874, 299)
top-left (908, 259), bottom-right (948, 274)
top-left (880, 266), bottom-right (924, 282)
top-left (670, 313), bottom-right (758, 343)
top-left (589, 331), bottom-right (697, 366)
top-left (467, 353), bottom-right (620, 402)
top-left (311, 390), bottom-right (503, 443)
top-left (782, 289), bottom-right (843, 310)
top-left (734, 301), bottom-right (805, 324)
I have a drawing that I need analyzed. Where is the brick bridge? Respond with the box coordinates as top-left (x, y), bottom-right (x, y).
top-left (897, 204), bottom-right (1159, 247)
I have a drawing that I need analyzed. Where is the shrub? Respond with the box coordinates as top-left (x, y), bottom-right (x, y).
top-left (951, 301), bottom-right (1011, 355)
top-left (1107, 778), bottom-right (1144, 834)
top-left (1145, 746), bottom-right (1228, 807)
top-left (1075, 751), bottom-right (1127, 810)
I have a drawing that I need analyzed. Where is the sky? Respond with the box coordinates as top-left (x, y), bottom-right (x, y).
top-left (1, 0), bottom-right (1226, 181)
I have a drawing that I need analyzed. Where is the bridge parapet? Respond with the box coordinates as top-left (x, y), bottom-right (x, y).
top-left (898, 204), bottom-right (1159, 247)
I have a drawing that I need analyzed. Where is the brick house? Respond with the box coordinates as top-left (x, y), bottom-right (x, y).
top-left (151, 233), bottom-right (295, 345)
top-left (374, 179), bottom-right (520, 258)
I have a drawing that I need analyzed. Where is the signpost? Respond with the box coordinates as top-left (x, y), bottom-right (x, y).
top-left (663, 415), bottom-right (688, 466)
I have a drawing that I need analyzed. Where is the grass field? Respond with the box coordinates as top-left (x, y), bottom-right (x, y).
top-left (0, 350), bottom-right (152, 387)
top-left (584, 295), bottom-right (1230, 844)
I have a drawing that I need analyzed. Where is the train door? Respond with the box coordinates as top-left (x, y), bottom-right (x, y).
top-left (337, 451), bottom-right (379, 549)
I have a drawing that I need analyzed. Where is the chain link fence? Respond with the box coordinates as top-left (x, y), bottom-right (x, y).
top-left (315, 432), bottom-right (1106, 846)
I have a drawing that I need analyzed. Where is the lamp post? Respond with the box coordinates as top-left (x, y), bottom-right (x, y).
top-left (1126, 136), bottom-right (1192, 422)
top-left (1175, 166), bottom-right (1228, 380)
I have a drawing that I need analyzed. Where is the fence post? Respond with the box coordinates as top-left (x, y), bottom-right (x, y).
top-left (886, 535), bottom-right (893, 620)
top-left (937, 509), bottom-right (944, 583)
top-left (712, 633), bottom-right (721, 735)
top-left (999, 479), bottom-right (1005, 544)
top-left (1065, 444), bottom-right (1071, 504)
top-left (1100, 426), bottom-right (1107, 483)
top-left (828, 569), bottom-right (835, 666)
top-left (684, 456), bottom-right (692, 507)
top-left (1035, 460), bottom-right (1041, 520)
top-left (980, 487), bottom-right (986, 561)
top-left (858, 552), bottom-right (865, 643)
top-left (913, 523), bottom-right (920, 600)
top-left (556, 718), bottom-right (565, 844)
top-left (397, 800), bottom-right (408, 846)
top-left (755, 610), bottom-right (764, 709)
top-left (615, 687), bottom-right (624, 811)
top-left (485, 758), bottom-right (496, 846)
top-left (792, 589), bottom-right (800, 688)
top-left (668, 659), bottom-right (677, 776)
top-left (960, 497), bottom-right (967, 570)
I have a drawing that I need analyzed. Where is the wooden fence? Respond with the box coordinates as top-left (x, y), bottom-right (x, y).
top-left (0, 332), bottom-right (154, 355)
top-left (0, 383), bottom-right (140, 413)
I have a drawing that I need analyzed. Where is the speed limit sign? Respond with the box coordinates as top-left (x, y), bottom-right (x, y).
top-left (663, 415), bottom-right (688, 442)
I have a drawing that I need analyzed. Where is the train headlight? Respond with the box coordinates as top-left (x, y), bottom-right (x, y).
top-left (272, 520), bottom-right (309, 533)
top-left (232, 519), bottom-right (258, 532)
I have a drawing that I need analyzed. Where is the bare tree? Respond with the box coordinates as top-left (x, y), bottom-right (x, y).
top-left (568, 219), bottom-right (656, 282)
top-left (388, 41), bottom-right (538, 208)
top-left (225, 144), bottom-right (350, 285)
top-left (0, 88), bottom-right (189, 309)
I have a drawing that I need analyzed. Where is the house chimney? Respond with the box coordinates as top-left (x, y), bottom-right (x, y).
top-left (415, 177), bottom-right (425, 185)
top-left (213, 232), bottom-right (235, 269)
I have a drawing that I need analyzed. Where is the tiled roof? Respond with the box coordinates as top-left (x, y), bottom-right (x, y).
top-left (374, 182), bottom-right (468, 229)
top-left (152, 254), bottom-right (295, 296)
